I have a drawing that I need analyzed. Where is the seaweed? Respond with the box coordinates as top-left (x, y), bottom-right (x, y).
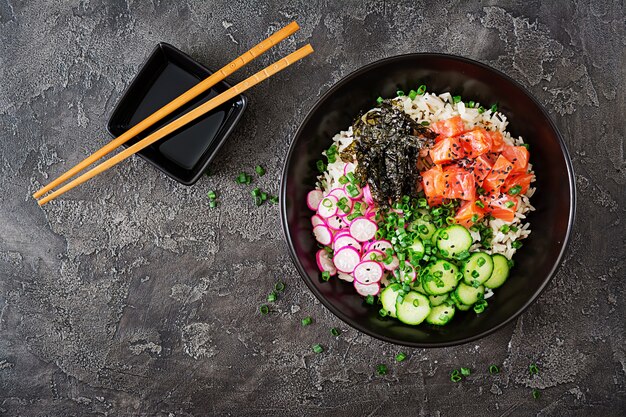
top-left (347, 100), bottom-right (437, 206)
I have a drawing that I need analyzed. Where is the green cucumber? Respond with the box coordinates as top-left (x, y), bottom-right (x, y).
top-left (409, 238), bottom-right (425, 259)
top-left (463, 252), bottom-right (494, 287)
top-left (380, 284), bottom-right (402, 318)
top-left (436, 224), bottom-right (473, 259)
top-left (409, 219), bottom-right (437, 241)
top-left (484, 254), bottom-right (510, 289)
top-left (395, 291), bottom-right (431, 325)
top-left (422, 259), bottom-right (459, 295)
top-left (428, 293), bottom-right (449, 307)
top-left (426, 304), bottom-right (455, 325)
top-left (454, 282), bottom-right (485, 305)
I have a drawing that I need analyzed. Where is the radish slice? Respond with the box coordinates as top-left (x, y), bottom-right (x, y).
top-left (333, 247), bottom-right (361, 273)
top-left (317, 195), bottom-right (338, 218)
top-left (316, 249), bottom-right (337, 275)
top-left (329, 189), bottom-right (353, 215)
top-left (343, 162), bottom-right (356, 175)
top-left (353, 261), bottom-right (383, 284)
top-left (338, 272), bottom-right (354, 282)
top-left (311, 215), bottom-right (326, 227)
top-left (363, 185), bottom-right (375, 205)
top-left (361, 249), bottom-right (384, 262)
top-left (327, 214), bottom-right (348, 231)
top-left (361, 241), bottom-right (371, 252)
top-left (365, 209), bottom-right (377, 220)
top-left (307, 189), bottom-right (324, 210)
top-left (369, 240), bottom-right (392, 253)
top-left (383, 255), bottom-right (400, 271)
top-left (334, 235), bottom-right (362, 252)
top-left (354, 281), bottom-right (380, 296)
top-left (349, 217), bottom-right (378, 242)
top-left (344, 184), bottom-right (363, 200)
top-left (313, 225), bottom-right (332, 246)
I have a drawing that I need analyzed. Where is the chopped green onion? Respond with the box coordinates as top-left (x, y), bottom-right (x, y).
top-left (489, 365), bottom-right (500, 374)
top-left (255, 165), bottom-right (266, 176)
top-left (376, 96), bottom-right (384, 104)
top-left (330, 327), bottom-right (341, 336)
top-left (267, 292), bottom-right (277, 303)
top-left (450, 369), bottom-right (462, 382)
top-left (522, 143), bottom-right (530, 150)
top-left (478, 106), bottom-right (485, 114)
top-left (505, 200), bottom-right (515, 208)
top-left (476, 257), bottom-right (486, 267)
top-left (312, 343), bottom-right (324, 353)
top-left (453, 95), bottom-right (462, 104)
top-left (529, 363), bottom-right (539, 375)
top-left (376, 364), bottom-right (388, 375)
top-left (395, 352), bottom-right (407, 362)
top-left (508, 185), bottom-right (522, 195)
top-left (275, 281), bottom-right (285, 292)
top-left (236, 172), bottom-right (252, 184)
top-left (379, 308), bottom-right (388, 317)
top-left (209, 200), bottom-right (218, 208)
top-left (269, 195), bottom-right (279, 204)
top-left (207, 190), bottom-right (217, 199)
top-left (474, 300), bottom-right (487, 314)
top-left (316, 160), bottom-right (326, 173)
top-left (396, 90), bottom-right (405, 96)
top-left (301, 316), bottom-right (313, 326)
top-left (365, 295), bottom-right (375, 305)
top-left (408, 89), bottom-right (418, 100)
top-left (477, 187), bottom-right (486, 195)
top-left (421, 120), bottom-right (430, 126)
top-left (512, 240), bottom-right (523, 249)
top-left (259, 304), bottom-right (269, 315)
top-left (417, 84), bottom-right (427, 95)
top-left (460, 367), bottom-right (471, 377)
top-left (510, 225), bottom-right (519, 232)
top-left (500, 224), bottom-right (510, 233)
top-left (490, 103), bottom-right (498, 112)
top-left (532, 389), bottom-right (541, 399)
top-left (321, 271), bottom-right (331, 281)
top-left (338, 175), bottom-right (349, 185)
top-left (471, 214), bottom-right (479, 223)
top-left (468, 100), bottom-right (475, 108)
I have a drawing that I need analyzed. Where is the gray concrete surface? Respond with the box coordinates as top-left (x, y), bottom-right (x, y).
top-left (0, 0), bottom-right (624, 415)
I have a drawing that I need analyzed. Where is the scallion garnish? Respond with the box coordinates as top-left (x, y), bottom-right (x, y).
top-left (255, 165), bottom-right (266, 176)
top-left (376, 96), bottom-right (383, 104)
top-left (505, 200), bottom-right (515, 208)
top-left (259, 304), bottom-right (269, 315)
top-left (267, 291), bottom-right (277, 303)
top-left (489, 365), bottom-right (500, 374)
top-left (209, 200), bottom-right (218, 208)
top-left (376, 364), bottom-right (388, 375)
top-left (236, 172), bottom-right (252, 184)
top-left (417, 84), bottom-right (427, 95)
top-left (450, 369), bottom-right (462, 382)
top-left (312, 343), bottom-right (324, 353)
top-left (460, 367), bottom-right (471, 377)
top-left (316, 160), bottom-right (326, 173)
top-left (408, 89), bottom-right (418, 100)
top-left (321, 271), bottom-right (331, 281)
top-left (395, 352), bottom-right (407, 362)
top-left (365, 295), bottom-right (375, 305)
top-left (508, 185), bottom-right (522, 195)
top-left (396, 90), bottom-right (405, 96)
top-left (468, 100), bottom-right (475, 108)
top-left (478, 106), bottom-right (485, 114)
top-left (532, 389), bottom-right (541, 399)
top-left (207, 190), bottom-right (217, 199)
top-left (301, 316), bottom-right (313, 326)
top-left (512, 240), bottom-right (523, 249)
top-left (330, 327), bottom-right (341, 336)
top-left (529, 363), bottom-right (539, 375)
top-left (490, 103), bottom-right (498, 112)
top-left (275, 281), bottom-right (285, 292)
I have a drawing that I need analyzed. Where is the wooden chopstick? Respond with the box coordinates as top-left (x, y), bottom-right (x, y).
top-left (32, 21), bottom-right (300, 200)
top-left (37, 44), bottom-right (314, 206)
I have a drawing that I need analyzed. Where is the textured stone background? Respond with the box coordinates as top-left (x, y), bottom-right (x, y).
top-left (0, 0), bottom-right (624, 416)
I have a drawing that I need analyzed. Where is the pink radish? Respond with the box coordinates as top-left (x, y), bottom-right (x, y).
top-left (311, 215), bottom-right (326, 227)
top-left (316, 249), bottom-right (337, 275)
top-left (361, 249), bottom-right (384, 262)
top-left (354, 281), bottom-right (380, 296)
top-left (338, 272), bottom-right (354, 282)
top-left (343, 162), bottom-right (356, 175)
top-left (329, 189), bottom-right (353, 214)
top-left (317, 195), bottom-right (338, 218)
top-left (365, 209), bottom-right (377, 220)
top-left (313, 225), bottom-right (332, 246)
top-left (369, 240), bottom-right (392, 253)
top-left (349, 217), bottom-right (378, 242)
top-left (334, 235), bottom-right (362, 252)
top-left (333, 247), bottom-right (361, 273)
top-left (353, 261), bottom-right (383, 284)
top-left (307, 189), bottom-right (324, 210)
top-left (363, 185), bottom-right (374, 205)
top-left (327, 214), bottom-right (348, 231)
top-left (383, 255), bottom-right (400, 271)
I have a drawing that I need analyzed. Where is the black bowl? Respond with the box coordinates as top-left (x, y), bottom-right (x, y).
top-left (280, 54), bottom-right (576, 348)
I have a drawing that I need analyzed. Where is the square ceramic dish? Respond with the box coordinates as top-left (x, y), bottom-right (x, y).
top-left (107, 42), bottom-right (247, 185)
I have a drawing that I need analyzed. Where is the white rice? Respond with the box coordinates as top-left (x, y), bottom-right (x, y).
top-left (318, 92), bottom-right (535, 260)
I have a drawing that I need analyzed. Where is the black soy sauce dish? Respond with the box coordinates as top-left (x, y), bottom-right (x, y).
top-left (107, 43), bottom-right (247, 185)
top-left (280, 53), bottom-right (576, 348)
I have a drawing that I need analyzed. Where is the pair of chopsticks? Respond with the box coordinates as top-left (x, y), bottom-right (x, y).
top-left (34, 21), bottom-right (312, 206)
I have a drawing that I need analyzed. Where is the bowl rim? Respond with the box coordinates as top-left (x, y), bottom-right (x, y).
top-left (279, 52), bottom-right (576, 347)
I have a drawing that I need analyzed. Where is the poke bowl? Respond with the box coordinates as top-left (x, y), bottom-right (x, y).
top-left (280, 53), bottom-right (575, 347)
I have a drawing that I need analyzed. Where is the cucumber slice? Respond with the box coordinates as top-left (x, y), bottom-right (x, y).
top-left (380, 284), bottom-right (402, 318)
top-left (454, 282), bottom-right (485, 305)
top-left (409, 238), bottom-right (425, 259)
top-left (450, 291), bottom-right (471, 311)
top-left (484, 254), bottom-right (510, 289)
top-left (426, 304), bottom-right (455, 325)
top-left (409, 219), bottom-right (437, 241)
top-left (463, 252), bottom-right (494, 287)
top-left (436, 225), bottom-right (472, 259)
top-left (411, 280), bottom-right (427, 294)
top-left (422, 259), bottom-right (459, 295)
top-left (428, 293), bottom-right (449, 307)
top-left (395, 291), bottom-right (431, 325)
